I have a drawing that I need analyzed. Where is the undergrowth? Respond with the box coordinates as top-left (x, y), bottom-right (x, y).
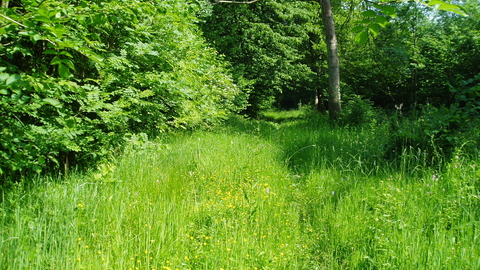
top-left (0, 112), bottom-right (478, 269)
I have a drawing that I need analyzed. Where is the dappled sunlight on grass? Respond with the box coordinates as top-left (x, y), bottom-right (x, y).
top-left (259, 108), bottom-right (312, 123)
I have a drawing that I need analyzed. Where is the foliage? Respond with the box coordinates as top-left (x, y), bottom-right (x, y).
top-left (342, 0), bottom-right (480, 111)
top-left (0, 0), bottom-right (243, 178)
top-left (442, 74), bottom-right (480, 153)
top-left (350, 2), bottom-right (396, 45)
top-left (386, 73), bottom-right (480, 162)
top-left (195, 0), bottom-right (477, 120)
top-left (339, 94), bottom-right (385, 126)
top-left (200, 0), bottom-right (322, 116)
top-left (351, 0), bottom-right (467, 45)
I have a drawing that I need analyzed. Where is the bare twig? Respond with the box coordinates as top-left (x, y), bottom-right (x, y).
top-left (0, 13), bottom-right (27, 28)
top-left (0, 13), bottom-right (57, 46)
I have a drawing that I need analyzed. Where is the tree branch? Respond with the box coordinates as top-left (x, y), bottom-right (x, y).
top-left (0, 13), bottom-right (57, 46)
top-left (0, 13), bottom-right (27, 28)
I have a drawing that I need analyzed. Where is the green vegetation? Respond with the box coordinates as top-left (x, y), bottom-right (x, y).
top-left (1, 0), bottom-right (479, 177)
top-left (1, 0), bottom-right (479, 269)
top-left (1, 111), bottom-right (478, 269)
top-left (200, 0), bottom-right (322, 115)
top-left (1, 0), bottom-right (244, 177)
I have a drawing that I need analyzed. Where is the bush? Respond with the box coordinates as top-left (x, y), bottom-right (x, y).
top-left (0, 0), bottom-right (244, 179)
top-left (386, 73), bottom-right (480, 162)
top-left (340, 95), bottom-right (385, 126)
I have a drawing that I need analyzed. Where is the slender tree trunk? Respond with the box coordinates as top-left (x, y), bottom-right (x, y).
top-left (319, 0), bottom-right (341, 120)
top-left (1, 1), bottom-right (9, 9)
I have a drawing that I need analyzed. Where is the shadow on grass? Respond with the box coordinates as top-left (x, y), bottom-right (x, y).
top-left (224, 111), bottom-right (409, 181)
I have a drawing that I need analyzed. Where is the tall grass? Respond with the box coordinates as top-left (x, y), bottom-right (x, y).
top-left (1, 111), bottom-right (478, 269)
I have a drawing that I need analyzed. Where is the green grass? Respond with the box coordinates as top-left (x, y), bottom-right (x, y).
top-left (1, 113), bottom-right (479, 269)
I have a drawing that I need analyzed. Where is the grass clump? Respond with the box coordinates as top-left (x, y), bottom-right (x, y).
top-left (1, 111), bottom-right (479, 269)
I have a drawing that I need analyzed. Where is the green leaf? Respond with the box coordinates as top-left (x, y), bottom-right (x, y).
top-left (32, 165), bottom-right (42, 173)
top-left (65, 117), bottom-right (76, 128)
top-left (58, 63), bottom-right (71, 79)
top-left (362, 10), bottom-right (377, 18)
top-left (51, 56), bottom-right (62, 65)
top-left (64, 59), bottom-right (76, 70)
top-left (368, 23), bottom-right (379, 37)
top-left (428, 0), bottom-right (444, 4)
top-left (0, 89), bottom-right (9, 95)
top-left (78, 47), bottom-right (104, 62)
top-left (375, 16), bottom-right (388, 28)
top-left (0, 73), bottom-right (9, 82)
top-left (43, 98), bottom-right (62, 108)
top-left (32, 34), bottom-right (43, 42)
top-left (93, 14), bottom-right (107, 24)
top-left (381, 6), bottom-right (397, 17)
top-left (11, 85), bottom-right (22, 94)
top-left (23, 20), bottom-right (35, 28)
top-left (359, 19), bottom-right (371, 25)
top-left (20, 95), bottom-right (29, 104)
top-left (355, 31), bottom-right (368, 45)
top-left (428, 0), bottom-right (468, 16)
top-left (43, 50), bottom-right (58, 55)
top-left (32, 15), bottom-right (51, 23)
top-left (6, 74), bottom-right (21, 85)
top-left (351, 25), bottom-right (366, 33)
top-left (31, 81), bottom-right (45, 92)
top-left (38, 157), bottom-right (46, 164)
top-left (59, 51), bottom-right (73, 58)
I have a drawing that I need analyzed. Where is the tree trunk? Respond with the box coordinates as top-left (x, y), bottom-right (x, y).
top-left (319, 0), bottom-right (341, 120)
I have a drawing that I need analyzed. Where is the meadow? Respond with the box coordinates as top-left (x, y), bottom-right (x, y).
top-left (1, 111), bottom-right (479, 269)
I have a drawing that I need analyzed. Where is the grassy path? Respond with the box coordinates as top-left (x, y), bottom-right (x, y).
top-left (1, 113), bottom-right (479, 269)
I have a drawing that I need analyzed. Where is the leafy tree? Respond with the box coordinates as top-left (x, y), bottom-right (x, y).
top-left (200, 0), bottom-right (322, 116)
top-left (326, 0), bottom-right (467, 118)
top-left (343, 0), bottom-right (478, 110)
top-left (204, 0), bottom-right (467, 119)
top-left (0, 0), bottom-right (244, 178)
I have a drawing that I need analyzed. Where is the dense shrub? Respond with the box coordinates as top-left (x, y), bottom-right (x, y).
top-left (0, 0), bottom-right (244, 179)
top-left (340, 95), bottom-right (386, 127)
top-left (386, 74), bottom-right (480, 162)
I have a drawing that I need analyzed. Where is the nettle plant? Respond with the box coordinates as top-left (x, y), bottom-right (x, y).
top-left (0, 0), bottom-right (243, 178)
